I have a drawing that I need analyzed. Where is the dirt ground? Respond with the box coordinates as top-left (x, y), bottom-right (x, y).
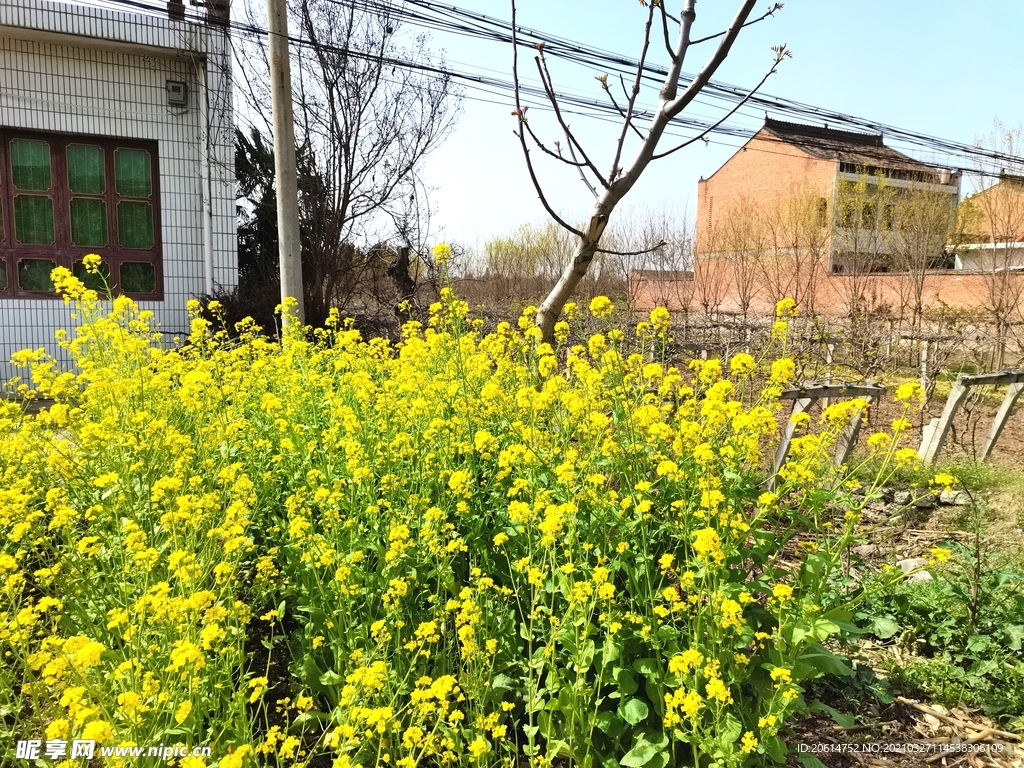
top-left (777, 388), bottom-right (1024, 765)
top-left (786, 703), bottom-right (1022, 768)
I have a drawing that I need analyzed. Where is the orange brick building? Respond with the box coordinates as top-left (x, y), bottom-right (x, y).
top-left (695, 119), bottom-right (960, 273)
top-left (957, 173), bottom-right (1024, 271)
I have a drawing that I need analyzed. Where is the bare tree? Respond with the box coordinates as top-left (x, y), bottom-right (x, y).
top-left (620, 208), bottom-right (695, 315)
top-left (721, 196), bottom-right (764, 318)
top-left (891, 187), bottom-right (958, 330)
top-left (750, 190), bottom-right (827, 315)
top-left (510, 0), bottom-right (787, 341)
top-left (967, 122), bottom-right (1024, 367)
top-left (693, 227), bottom-right (730, 320)
top-left (831, 172), bottom-right (893, 318)
top-left (238, 0), bottom-right (460, 322)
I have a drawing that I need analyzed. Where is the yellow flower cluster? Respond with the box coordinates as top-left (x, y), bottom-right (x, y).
top-left (0, 272), bottom-right (923, 767)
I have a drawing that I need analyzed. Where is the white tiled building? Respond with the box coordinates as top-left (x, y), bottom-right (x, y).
top-left (0, 0), bottom-right (235, 382)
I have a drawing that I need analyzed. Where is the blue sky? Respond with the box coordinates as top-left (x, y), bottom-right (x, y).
top-left (415, 0), bottom-right (1024, 248)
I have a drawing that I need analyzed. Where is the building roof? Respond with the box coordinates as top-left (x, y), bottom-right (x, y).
top-left (761, 118), bottom-right (944, 178)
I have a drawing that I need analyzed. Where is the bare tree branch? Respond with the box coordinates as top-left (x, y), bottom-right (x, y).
top-left (690, 2), bottom-right (784, 45)
top-left (657, 2), bottom-right (677, 61)
top-left (511, 0), bottom-right (585, 238)
top-left (516, 0), bottom-right (772, 342)
top-left (610, 0), bottom-right (656, 181)
top-left (520, 119), bottom-right (591, 168)
top-left (565, 137), bottom-right (600, 198)
top-left (535, 53), bottom-right (609, 189)
top-left (596, 240), bottom-right (667, 257)
top-left (596, 74), bottom-right (645, 141)
top-left (665, 0), bottom-right (759, 118)
top-left (237, 0), bottom-right (458, 323)
top-left (652, 45), bottom-right (788, 160)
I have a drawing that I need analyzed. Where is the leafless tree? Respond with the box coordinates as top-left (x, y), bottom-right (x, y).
top-left (890, 187), bottom-right (959, 330)
top-left (756, 191), bottom-right (827, 314)
top-left (831, 172), bottom-right (892, 319)
top-left (719, 196), bottom-right (763, 318)
top-left (510, 0), bottom-right (788, 341)
top-left (693, 227), bottom-right (730, 320)
top-left (964, 121), bottom-right (1024, 367)
top-left (620, 208), bottom-right (696, 316)
top-left (238, 0), bottom-right (460, 322)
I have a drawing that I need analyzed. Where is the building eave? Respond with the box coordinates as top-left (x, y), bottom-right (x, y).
top-left (0, 0), bottom-right (211, 60)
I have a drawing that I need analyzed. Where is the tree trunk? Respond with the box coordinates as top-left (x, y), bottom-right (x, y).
top-left (535, 201), bottom-right (615, 341)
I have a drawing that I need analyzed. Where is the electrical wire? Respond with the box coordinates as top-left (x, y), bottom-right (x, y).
top-left (76, 0), bottom-right (1022, 180)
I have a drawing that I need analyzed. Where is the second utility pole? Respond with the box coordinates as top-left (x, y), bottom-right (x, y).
top-left (267, 0), bottom-right (305, 325)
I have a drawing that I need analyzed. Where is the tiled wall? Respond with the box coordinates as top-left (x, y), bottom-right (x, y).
top-left (0, 0), bottom-right (235, 384)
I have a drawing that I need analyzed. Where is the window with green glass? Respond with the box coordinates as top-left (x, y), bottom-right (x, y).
top-left (67, 144), bottom-right (105, 195)
top-left (117, 201), bottom-right (154, 249)
top-left (70, 198), bottom-right (107, 246)
top-left (115, 148), bottom-right (152, 197)
top-left (1, 132), bottom-right (161, 299)
top-left (73, 260), bottom-right (111, 292)
top-left (11, 139), bottom-right (51, 190)
top-left (14, 195), bottom-right (55, 244)
top-left (120, 262), bottom-right (155, 293)
top-left (18, 259), bottom-right (56, 292)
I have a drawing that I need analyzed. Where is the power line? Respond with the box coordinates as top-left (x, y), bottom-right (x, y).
top-left (81, 0), bottom-right (1022, 180)
top-left (330, 0), bottom-right (1024, 172)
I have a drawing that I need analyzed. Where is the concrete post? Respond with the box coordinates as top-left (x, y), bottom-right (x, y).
top-left (980, 382), bottom-right (1024, 461)
top-left (267, 0), bottom-right (305, 326)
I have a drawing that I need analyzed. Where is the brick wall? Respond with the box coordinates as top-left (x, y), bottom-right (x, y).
top-left (696, 130), bottom-right (837, 253)
top-left (631, 259), bottom-right (1024, 323)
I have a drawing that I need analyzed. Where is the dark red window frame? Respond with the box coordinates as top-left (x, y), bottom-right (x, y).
top-left (0, 128), bottom-right (163, 300)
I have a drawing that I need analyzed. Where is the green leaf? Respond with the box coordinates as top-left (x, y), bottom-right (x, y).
top-left (620, 729), bottom-right (667, 767)
top-left (620, 698), bottom-right (649, 725)
top-left (574, 639), bottom-right (596, 672)
top-left (798, 643), bottom-right (853, 678)
top-left (491, 673), bottom-right (515, 691)
top-left (603, 635), bottom-right (622, 665)
top-left (595, 710), bottom-right (625, 738)
top-left (615, 667), bottom-right (639, 695)
top-left (1004, 624), bottom-right (1024, 651)
top-left (633, 657), bottom-right (659, 677)
top-left (645, 676), bottom-right (665, 716)
top-left (318, 669), bottom-right (344, 687)
top-left (871, 617), bottom-right (900, 639)
top-left (807, 618), bottom-right (841, 642)
top-left (300, 656), bottom-right (328, 694)
top-left (821, 608), bottom-right (852, 623)
top-left (291, 710), bottom-right (330, 728)
top-left (545, 739), bottom-right (572, 759)
top-left (797, 753), bottom-right (828, 768)
top-left (719, 712), bottom-right (742, 744)
top-left (967, 635), bottom-right (992, 653)
top-left (656, 625), bottom-right (679, 643)
top-left (808, 700), bottom-right (856, 729)
top-left (802, 553), bottom-right (828, 580)
top-left (765, 735), bottom-right (788, 763)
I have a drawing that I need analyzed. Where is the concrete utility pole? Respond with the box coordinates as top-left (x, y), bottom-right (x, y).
top-left (267, 0), bottom-right (305, 325)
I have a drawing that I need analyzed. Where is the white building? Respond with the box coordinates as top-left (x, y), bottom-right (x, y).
top-left (0, 0), bottom-right (235, 382)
